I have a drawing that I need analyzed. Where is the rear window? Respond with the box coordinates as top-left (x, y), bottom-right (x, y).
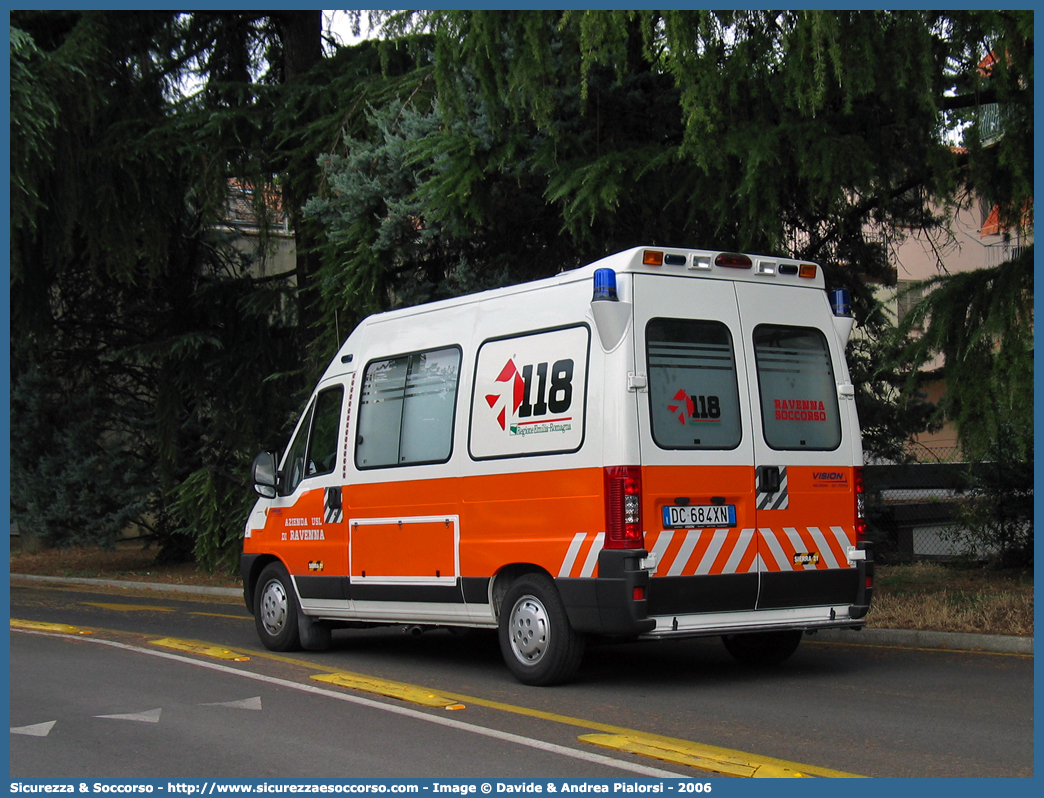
top-left (646, 318), bottom-right (742, 450)
top-left (753, 325), bottom-right (841, 450)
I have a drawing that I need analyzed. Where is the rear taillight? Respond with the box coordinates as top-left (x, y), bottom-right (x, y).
top-left (604, 466), bottom-right (643, 549)
top-left (854, 466), bottom-right (867, 542)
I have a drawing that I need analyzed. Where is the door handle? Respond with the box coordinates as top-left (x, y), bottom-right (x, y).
top-left (757, 466), bottom-right (781, 494)
top-left (325, 486), bottom-right (342, 513)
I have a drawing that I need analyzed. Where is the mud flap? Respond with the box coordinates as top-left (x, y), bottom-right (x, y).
top-left (298, 609), bottom-right (332, 651)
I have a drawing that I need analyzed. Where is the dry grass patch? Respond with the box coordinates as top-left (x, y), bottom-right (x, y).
top-left (10, 541), bottom-right (241, 589)
top-left (869, 562), bottom-right (1033, 637)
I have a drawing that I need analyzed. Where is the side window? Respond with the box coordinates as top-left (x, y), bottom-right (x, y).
top-left (754, 325), bottom-right (841, 450)
top-left (279, 386), bottom-right (345, 496)
top-left (646, 318), bottom-right (742, 450)
top-left (356, 347), bottom-right (461, 469)
top-left (308, 387), bottom-right (344, 477)
top-left (280, 402), bottom-right (313, 496)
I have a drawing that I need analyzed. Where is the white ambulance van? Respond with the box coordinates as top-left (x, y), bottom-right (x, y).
top-left (243, 246), bottom-right (873, 685)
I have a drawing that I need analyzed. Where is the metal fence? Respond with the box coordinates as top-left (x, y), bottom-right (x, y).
top-left (864, 462), bottom-right (969, 559)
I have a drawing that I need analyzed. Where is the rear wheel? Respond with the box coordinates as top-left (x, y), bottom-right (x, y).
top-left (721, 630), bottom-right (802, 665)
top-left (254, 562), bottom-right (302, 652)
top-left (498, 573), bottom-right (585, 686)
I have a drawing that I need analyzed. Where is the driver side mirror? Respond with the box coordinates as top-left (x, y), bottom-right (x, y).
top-left (252, 451), bottom-right (279, 499)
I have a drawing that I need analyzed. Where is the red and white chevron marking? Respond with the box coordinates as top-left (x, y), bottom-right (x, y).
top-left (557, 526), bottom-right (854, 579)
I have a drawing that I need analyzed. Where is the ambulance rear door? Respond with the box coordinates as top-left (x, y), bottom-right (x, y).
top-left (735, 281), bottom-right (861, 612)
top-left (632, 273), bottom-right (760, 616)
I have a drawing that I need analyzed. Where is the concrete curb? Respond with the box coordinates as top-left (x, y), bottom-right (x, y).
top-left (12, 573), bottom-right (1033, 655)
top-left (10, 573), bottom-right (242, 599)
top-left (811, 627), bottom-right (1033, 655)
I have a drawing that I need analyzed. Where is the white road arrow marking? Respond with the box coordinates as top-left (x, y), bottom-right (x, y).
top-left (94, 708), bottom-right (162, 723)
top-left (11, 721), bottom-right (57, 737)
top-left (18, 630), bottom-right (684, 778)
top-left (201, 696), bottom-right (262, 711)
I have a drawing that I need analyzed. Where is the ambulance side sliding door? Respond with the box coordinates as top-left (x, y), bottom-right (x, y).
top-left (348, 347), bottom-right (464, 611)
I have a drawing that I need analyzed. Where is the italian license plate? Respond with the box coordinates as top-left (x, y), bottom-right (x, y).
top-left (661, 504), bottom-right (737, 529)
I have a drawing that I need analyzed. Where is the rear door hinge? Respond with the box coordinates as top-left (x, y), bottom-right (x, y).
top-left (627, 372), bottom-right (648, 392)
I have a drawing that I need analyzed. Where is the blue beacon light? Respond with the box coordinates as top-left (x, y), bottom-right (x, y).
top-left (830, 288), bottom-right (852, 317)
top-left (593, 268), bottom-right (619, 301)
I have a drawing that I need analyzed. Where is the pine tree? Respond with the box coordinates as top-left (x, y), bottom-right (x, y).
top-left (372, 10), bottom-right (1032, 462)
top-left (9, 11), bottom-right (319, 564)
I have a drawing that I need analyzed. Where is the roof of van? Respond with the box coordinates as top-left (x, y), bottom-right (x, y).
top-left (367, 245), bottom-right (824, 321)
top-left (321, 246), bottom-right (829, 381)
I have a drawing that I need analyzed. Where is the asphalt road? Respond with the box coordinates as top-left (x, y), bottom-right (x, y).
top-left (9, 580), bottom-right (1035, 779)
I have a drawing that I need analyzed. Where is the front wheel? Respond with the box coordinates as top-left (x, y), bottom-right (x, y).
top-left (721, 630), bottom-right (802, 665)
top-left (254, 562), bottom-right (302, 652)
top-left (498, 573), bottom-right (585, 686)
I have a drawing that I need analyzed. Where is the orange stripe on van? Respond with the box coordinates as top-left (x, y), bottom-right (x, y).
top-left (251, 462), bottom-right (860, 583)
top-left (657, 530), bottom-right (688, 575)
top-left (571, 533), bottom-right (604, 578)
top-left (735, 531), bottom-right (760, 574)
top-left (820, 526), bottom-right (852, 566)
top-left (756, 529), bottom-right (783, 573)
top-left (684, 530), bottom-right (718, 572)
top-left (709, 529), bottom-right (751, 575)
top-left (773, 527), bottom-right (801, 570)
top-left (679, 530), bottom-right (715, 577)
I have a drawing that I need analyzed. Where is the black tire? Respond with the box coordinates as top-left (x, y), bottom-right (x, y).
top-left (253, 562), bottom-right (302, 652)
top-left (721, 630), bottom-right (802, 665)
top-left (498, 573), bottom-right (585, 686)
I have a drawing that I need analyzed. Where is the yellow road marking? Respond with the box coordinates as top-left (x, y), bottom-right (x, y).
top-left (311, 672), bottom-right (465, 710)
top-left (83, 602), bottom-right (175, 612)
top-left (15, 621), bottom-right (862, 778)
top-left (431, 690), bottom-right (863, 778)
top-left (286, 656), bottom-right (861, 777)
top-left (11, 619), bottom-right (92, 635)
top-left (579, 733), bottom-right (863, 778)
top-left (149, 637), bottom-right (251, 661)
top-left (189, 612), bottom-right (252, 620)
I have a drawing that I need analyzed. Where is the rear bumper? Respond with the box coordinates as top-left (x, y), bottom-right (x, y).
top-left (644, 540), bottom-right (874, 639)
top-left (849, 540), bottom-right (874, 619)
top-left (556, 549), bottom-right (656, 637)
top-left (556, 541), bottom-right (874, 639)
